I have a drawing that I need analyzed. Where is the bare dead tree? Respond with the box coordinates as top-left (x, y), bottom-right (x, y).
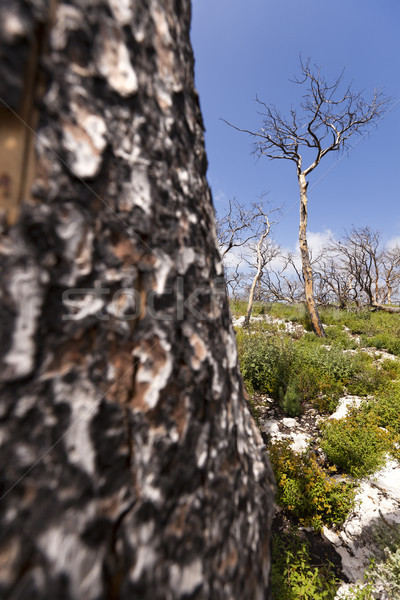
top-left (216, 198), bottom-right (268, 259)
top-left (242, 212), bottom-right (280, 327)
top-left (314, 255), bottom-right (356, 308)
top-left (381, 245), bottom-right (400, 306)
top-left (224, 262), bottom-right (247, 299)
top-left (224, 57), bottom-right (391, 336)
top-left (260, 251), bottom-right (305, 304)
top-left (216, 196), bottom-right (281, 303)
top-left (325, 228), bottom-right (400, 312)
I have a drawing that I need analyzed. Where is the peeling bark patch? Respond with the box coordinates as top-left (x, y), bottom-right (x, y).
top-left (129, 166), bottom-right (152, 214)
top-left (111, 236), bottom-right (139, 267)
top-left (108, 0), bottom-right (133, 26)
top-left (53, 379), bottom-right (98, 476)
top-left (51, 5), bottom-right (83, 51)
top-left (2, 266), bottom-right (42, 381)
top-left (189, 332), bottom-right (207, 370)
top-left (96, 20), bottom-right (138, 97)
top-left (151, 6), bottom-right (174, 76)
top-left (133, 335), bottom-right (172, 410)
top-left (62, 112), bottom-right (106, 179)
top-left (107, 348), bottom-right (134, 404)
top-left (38, 526), bottom-right (103, 600)
top-left (172, 391), bottom-right (189, 439)
top-left (153, 250), bottom-right (172, 293)
top-left (40, 333), bottom-right (94, 380)
top-left (170, 559), bottom-right (203, 596)
top-left (56, 203), bottom-right (93, 283)
top-left (0, 537), bottom-right (20, 587)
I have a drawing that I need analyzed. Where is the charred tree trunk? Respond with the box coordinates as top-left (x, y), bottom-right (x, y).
top-left (0, 2), bottom-right (275, 599)
top-left (298, 174), bottom-right (325, 337)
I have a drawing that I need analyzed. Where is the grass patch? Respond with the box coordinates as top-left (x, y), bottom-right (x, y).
top-left (230, 299), bottom-right (266, 317)
top-left (324, 325), bottom-right (359, 350)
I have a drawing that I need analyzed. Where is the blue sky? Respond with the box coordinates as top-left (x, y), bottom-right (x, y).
top-left (190, 0), bottom-right (400, 252)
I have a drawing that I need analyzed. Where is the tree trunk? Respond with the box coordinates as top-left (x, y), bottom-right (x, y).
top-left (372, 303), bottom-right (400, 314)
top-left (0, 2), bottom-right (275, 599)
top-left (244, 265), bottom-right (261, 328)
top-left (244, 228), bottom-right (269, 328)
top-left (387, 281), bottom-right (392, 306)
top-left (298, 173), bottom-right (325, 337)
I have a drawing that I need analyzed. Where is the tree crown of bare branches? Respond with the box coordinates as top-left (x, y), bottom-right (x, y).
top-left (217, 196), bottom-right (281, 258)
top-left (224, 57), bottom-right (391, 176)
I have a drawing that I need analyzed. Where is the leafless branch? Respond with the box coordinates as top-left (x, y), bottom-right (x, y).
top-left (224, 57), bottom-right (391, 176)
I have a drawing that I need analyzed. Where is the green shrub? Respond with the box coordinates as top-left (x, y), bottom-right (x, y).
top-left (249, 319), bottom-right (279, 335)
top-left (267, 302), bottom-right (308, 323)
top-left (281, 381), bottom-right (302, 417)
top-left (296, 340), bottom-right (357, 380)
top-left (346, 362), bottom-right (386, 396)
top-left (319, 306), bottom-right (347, 325)
top-left (369, 548), bottom-right (400, 599)
top-left (271, 528), bottom-right (340, 600)
top-left (369, 382), bottom-right (400, 436)
top-left (370, 334), bottom-right (400, 356)
top-left (292, 342), bottom-right (358, 411)
top-left (336, 582), bottom-right (375, 599)
top-left (230, 300), bottom-right (267, 318)
top-left (236, 327), bottom-right (363, 414)
top-left (320, 406), bottom-right (392, 478)
top-left (237, 334), bottom-right (292, 397)
top-left (380, 358), bottom-right (400, 380)
top-left (236, 304), bottom-right (400, 419)
top-left (268, 440), bottom-right (355, 530)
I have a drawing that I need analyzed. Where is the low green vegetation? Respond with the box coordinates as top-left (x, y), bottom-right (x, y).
top-left (233, 301), bottom-right (400, 598)
top-left (320, 390), bottom-right (400, 478)
top-left (236, 326), bottom-right (367, 416)
top-left (230, 299), bottom-right (266, 317)
top-left (269, 440), bottom-right (355, 530)
top-left (271, 528), bottom-right (340, 600)
top-left (320, 406), bottom-right (393, 478)
top-left (319, 307), bottom-right (400, 357)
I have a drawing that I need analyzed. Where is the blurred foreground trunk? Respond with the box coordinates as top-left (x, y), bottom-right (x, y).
top-left (0, 1), bottom-right (274, 598)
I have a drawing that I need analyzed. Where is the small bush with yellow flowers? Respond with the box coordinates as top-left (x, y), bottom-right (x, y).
top-left (268, 440), bottom-right (356, 530)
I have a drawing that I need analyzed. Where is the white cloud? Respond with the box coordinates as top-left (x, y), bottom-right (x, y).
top-left (297, 229), bottom-right (335, 258)
top-left (386, 236), bottom-right (400, 250)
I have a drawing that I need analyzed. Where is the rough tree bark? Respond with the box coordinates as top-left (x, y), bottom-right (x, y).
top-left (0, 2), bottom-right (275, 599)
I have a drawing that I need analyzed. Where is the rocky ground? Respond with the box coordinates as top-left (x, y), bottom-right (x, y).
top-left (257, 393), bottom-right (400, 594)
